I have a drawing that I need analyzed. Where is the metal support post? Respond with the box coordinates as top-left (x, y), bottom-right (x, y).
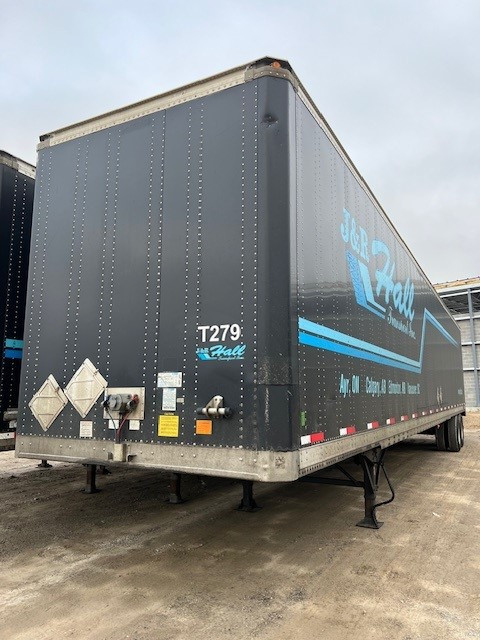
top-left (83, 464), bottom-right (99, 494)
top-left (467, 288), bottom-right (480, 407)
top-left (37, 459), bottom-right (52, 468)
top-left (356, 452), bottom-right (383, 529)
top-left (299, 449), bottom-right (394, 528)
top-left (236, 480), bottom-right (261, 512)
top-left (167, 472), bottom-right (184, 504)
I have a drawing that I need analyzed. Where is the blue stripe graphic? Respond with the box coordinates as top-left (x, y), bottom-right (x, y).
top-left (299, 331), bottom-right (419, 373)
top-left (299, 311), bottom-right (457, 375)
top-left (4, 349), bottom-right (22, 360)
top-left (5, 339), bottom-right (23, 349)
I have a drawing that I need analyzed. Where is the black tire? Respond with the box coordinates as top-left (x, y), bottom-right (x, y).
top-left (435, 423), bottom-right (448, 451)
top-left (458, 415), bottom-right (465, 449)
top-left (446, 415), bottom-right (461, 452)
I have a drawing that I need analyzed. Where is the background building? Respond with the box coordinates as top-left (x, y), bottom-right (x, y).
top-left (436, 277), bottom-right (480, 408)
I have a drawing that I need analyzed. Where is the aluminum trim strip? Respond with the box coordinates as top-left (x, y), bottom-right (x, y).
top-left (16, 407), bottom-right (464, 482)
top-left (0, 152), bottom-right (35, 179)
top-left (38, 67), bottom-right (249, 149)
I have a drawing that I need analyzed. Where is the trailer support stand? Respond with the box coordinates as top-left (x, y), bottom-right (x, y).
top-left (300, 448), bottom-right (394, 528)
top-left (83, 464), bottom-right (99, 494)
top-left (356, 452), bottom-right (383, 530)
top-left (167, 473), bottom-right (184, 504)
top-left (38, 459), bottom-right (52, 469)
top-left (237, 480), bottom-right (261, 512)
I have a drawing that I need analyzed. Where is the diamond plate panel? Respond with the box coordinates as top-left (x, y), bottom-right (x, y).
top-left (65, 359), bottom-right (107, 418)
top-left (29, 375), bottom-right (68, 431)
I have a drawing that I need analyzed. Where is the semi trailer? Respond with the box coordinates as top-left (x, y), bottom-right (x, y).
top-left (16, 57), bottom-right (465, 527)
top-left (0, 151), bottom-right (35, 450)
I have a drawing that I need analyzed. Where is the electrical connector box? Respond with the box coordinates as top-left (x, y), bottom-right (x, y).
top-left (103, 387), bottom-right (145, 421)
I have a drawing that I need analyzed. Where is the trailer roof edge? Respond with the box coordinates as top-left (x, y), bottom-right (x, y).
top-left (38, 57), bottom-right (277, 149)
top-left (0, 151), bottom-right (36, 179)
top-left (37, 57), bottom-right (453, 324)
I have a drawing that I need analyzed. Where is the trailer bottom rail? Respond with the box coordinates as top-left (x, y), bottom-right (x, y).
top-left (299, 448), bottom-right (395, 529)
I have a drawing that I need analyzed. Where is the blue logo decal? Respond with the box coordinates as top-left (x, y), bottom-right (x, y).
top-left (196, 344), bottom-right (246, 361)
top-left (341, 208), bottom-right (415, 330)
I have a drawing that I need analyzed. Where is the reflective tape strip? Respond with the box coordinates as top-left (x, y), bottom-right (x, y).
top-left (386, 418), bottom-right (396, 425)
top-left (401, 415), bottom-right (409, 421)
top-left (301, 432), bottom-right (325, 446)
top-left (367, 421), bottom-right (380, 430)
top-left (340, 426), bottom-right (356, 436)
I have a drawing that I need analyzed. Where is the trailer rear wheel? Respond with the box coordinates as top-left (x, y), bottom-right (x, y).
top-left (445, 415), bottom-right (461, 452)
top-left (435, 424), bottom-right (448, 451)
top-left (459, 416), bottom-right (465, 448)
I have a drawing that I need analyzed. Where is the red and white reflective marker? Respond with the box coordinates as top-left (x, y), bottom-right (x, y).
top-left (300, 431), bottom-right (325, 446)
top-left (339, 426), bottom-right (356, 436)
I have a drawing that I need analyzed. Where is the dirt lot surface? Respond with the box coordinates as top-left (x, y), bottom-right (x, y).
top-left (1, 423), bottom-right (480, 640)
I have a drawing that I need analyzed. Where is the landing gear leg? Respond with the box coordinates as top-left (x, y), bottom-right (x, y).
top-left (38, 459), bottom-right (52, 468)
top-left (356, 450), bottom-right (385, 529)
top-left (167, 472), bottom-right (184, 504)
top-left (83, 464), bottom-right (99, 494)
top-left (236, 480), bottom-right (261, 512)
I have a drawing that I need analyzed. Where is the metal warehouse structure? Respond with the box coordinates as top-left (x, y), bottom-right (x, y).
top-left (436, 278), bottom-right (480, 408)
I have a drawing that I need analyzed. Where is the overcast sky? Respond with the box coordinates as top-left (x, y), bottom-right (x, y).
top-left (1, 0), bottom-right (478, 284)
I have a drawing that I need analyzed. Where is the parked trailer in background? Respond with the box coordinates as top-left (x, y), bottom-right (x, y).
top-left (0, 152), bottom-right (35, 450)
top-left (16, 58), bottom-right (464, 526)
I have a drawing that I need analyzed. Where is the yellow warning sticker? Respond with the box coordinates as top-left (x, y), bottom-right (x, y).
top-left (195, 419), bottom-right (212, 435)
top-left (158, 414), bottom-right (179, 437)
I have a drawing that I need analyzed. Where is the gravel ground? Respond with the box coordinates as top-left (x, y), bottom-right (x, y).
top-left (1, 420), bottom-right (479, 640)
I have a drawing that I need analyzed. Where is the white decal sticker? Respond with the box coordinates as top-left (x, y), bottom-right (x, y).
top-left (157, 372), bottom-right (182, 388)
top-left (79, 421), bottom-right (93, 438)
top-left (129, 420), bottom-right (140, 431)
top-left (162, 387), bottom-right (177, 411)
